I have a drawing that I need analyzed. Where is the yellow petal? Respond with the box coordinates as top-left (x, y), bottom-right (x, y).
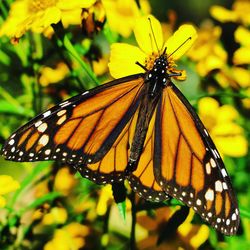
top-left (96, 185), bottom-right (113, 216)
top-left (197, 54), bottom-right (225, 76)
top-left (213, 123), bottom-right (248, 157)
top-left (190, 225), bottom-right (210, 248)
top-left (42, 207), bottom-right (68, 225)
top-left (109, 43), bottom-right (146, 78)
top-left (0, 196), bottom-right (6, 208)
top-left (217, 105), bottom-right (239, 122)
top-left (134, 14), bottom-right (163, 54)
top-left (210, 5), bottom-right (238, 23)
top-left (214, 72), bottom-right (230, 88)
top-left (41, 7), bottom-right (61, 27)
top-left (0, 175), bottom-right (20, 195)
top-left (54, 167), bottom-right (76, 195)
top-left (198, 97), bottom-right (220, 116)
top-left (235, 26), bottom-right (250, 47)
top-left (57, 0), bottom-right (96, 10)
top-left (233, 47), bottom-right (250, 65)
top-left (61, 9), bottom-right (82, 27)
top-left (164, 24), bottom-right (197, 60)
top-left (231, 67), bottom-right (250, 88)
top-left (103, 0), bottom-right (142, 38)
top-left (65, 222), bottom-right (89, 237)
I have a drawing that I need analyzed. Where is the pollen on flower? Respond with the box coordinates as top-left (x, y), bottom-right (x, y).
top-left (145, 52), bottom-right (159, 70)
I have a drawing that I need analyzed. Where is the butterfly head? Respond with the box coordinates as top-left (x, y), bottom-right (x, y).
top-left (146, 49), bottom-right (182, 97)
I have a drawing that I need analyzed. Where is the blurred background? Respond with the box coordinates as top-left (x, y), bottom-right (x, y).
top-left (0, 0), bottom-right (249, 249)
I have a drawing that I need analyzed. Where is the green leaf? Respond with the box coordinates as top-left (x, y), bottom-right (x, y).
top-left (240, 206), bottom-right (250, 219)
top-left (117, 201), bottom-right (126, 221)
top-left (0, 100), bottom-right (33, 116)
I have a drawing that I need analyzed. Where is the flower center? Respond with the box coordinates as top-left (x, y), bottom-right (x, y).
top-left (145, 52), bottom-right (176, 71)
top-left (28, 0), bottom-right (57, 12)
top-left (145, 52), bottom-right (159, 70)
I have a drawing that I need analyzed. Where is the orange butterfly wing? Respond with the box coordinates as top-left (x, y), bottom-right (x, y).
top-left (128, 108), bottom-right (169, 201)
top-left (78, 99), bottom-right (169, 201)
top-left (2, 75), bottom-right (144, 166)
top-left (153, 83), bottom-right (239, 235)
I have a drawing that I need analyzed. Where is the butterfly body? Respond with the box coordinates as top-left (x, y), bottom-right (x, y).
top-left (1, 52), bottom-right (239, 235)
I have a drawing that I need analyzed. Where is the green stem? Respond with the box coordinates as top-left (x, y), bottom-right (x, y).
top-left (0, 86), bottom-right (24, 110)
top-left (52, 23), bottom-right (99, 87)
top-left (0, 1), bottom-right (8, 19)
top-left (196, 91), bottom-right (250, 101)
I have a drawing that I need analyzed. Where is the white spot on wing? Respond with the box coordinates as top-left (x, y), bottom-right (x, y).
top-left (38, 123), bottom-right (48, 133)
top-left (57, 115), bottom-right (67, 125)
top-left (215, 180), bottom-right (223, 192)
top-left (204, 129), bottom-right (209, 136)
top-left (10, 133), bottom-right (16, 139)
top-left (82, 91), bottom-right (89, 96)
top-left (213, 149), bottom-right (220, 159)
top-left (232, 213), bottom-right (237, 221)
top-left (210, 158), bottom-right (216, 168)
top-left (206, 163), bottom-right (211, 174)
top-left (43, 111), bottom-right (51, 118)
top-left (205, 188), bottom-right (214, 201)
top-left (60, 101), bottom-right (71, 108)
top-left (38, 134), bottom-right (49, 146)
top-left (221, 168), bottom-right (227, 177)
top-left (57, 110), bottom-right (66, 116)
top-left (35, 121), bottom-right (42, 127)
top-left (9, 139), bottom-right (15, 145)
top-left (45, 149), bottom-right (51, 155)
top-left (196, 199), bottom-right (202, 206)
top-left (222, 182), bottom-right (228, 190)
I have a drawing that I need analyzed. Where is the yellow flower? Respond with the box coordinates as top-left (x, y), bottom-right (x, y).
top-left (214, 66), bottom-right (250, 89)
top-left (44, 222), bottom-right (89, 250)
top-left (96, 185), bottom-right (113, 216)
top-left (0, 0), bottom-right (96, 38)
top-left (54, 167), bottom-right (76, 195)
top-left (0, 175), bottom-right (20, 207)
top-left (92, 56), bottom-right (109, 76)
top-left (109, 15), bottom-right (197, 79)
top-left (102, 0), bottom-right (151, 38)
top-left (178, 209), bottom-right (210, 249)
top-left (210, 0), bottom-right (250, 25)
top-left (198, 97), bottom-right (248, 157)
top-left (233, 26), bottom-right (250, 65)
top-left (187, 23), bottom-right (227, 77)
top-left (39, 62), bottom-right (69, 87)
top-left (42, 207), bottom-right (68, 225)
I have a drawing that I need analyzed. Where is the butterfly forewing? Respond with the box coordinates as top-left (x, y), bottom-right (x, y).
top-left (2, 75), bottom-right (144, 166)
top-left (153, 83), bottom-right (239, 235)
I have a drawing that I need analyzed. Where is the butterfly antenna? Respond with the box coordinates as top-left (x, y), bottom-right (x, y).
top-left (148, 17), bottom-right (160, 54)
top-left (167, 37), bottom-right (191, 58)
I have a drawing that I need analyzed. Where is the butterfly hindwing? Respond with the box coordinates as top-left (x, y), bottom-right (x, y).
top-left (153, 83), bottom-right (239, 235)
top-left (128, 107), bottom-right (169, 202)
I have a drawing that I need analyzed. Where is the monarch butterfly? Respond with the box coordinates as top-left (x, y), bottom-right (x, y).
top-left (1, 26), bottom-right (239, 237)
